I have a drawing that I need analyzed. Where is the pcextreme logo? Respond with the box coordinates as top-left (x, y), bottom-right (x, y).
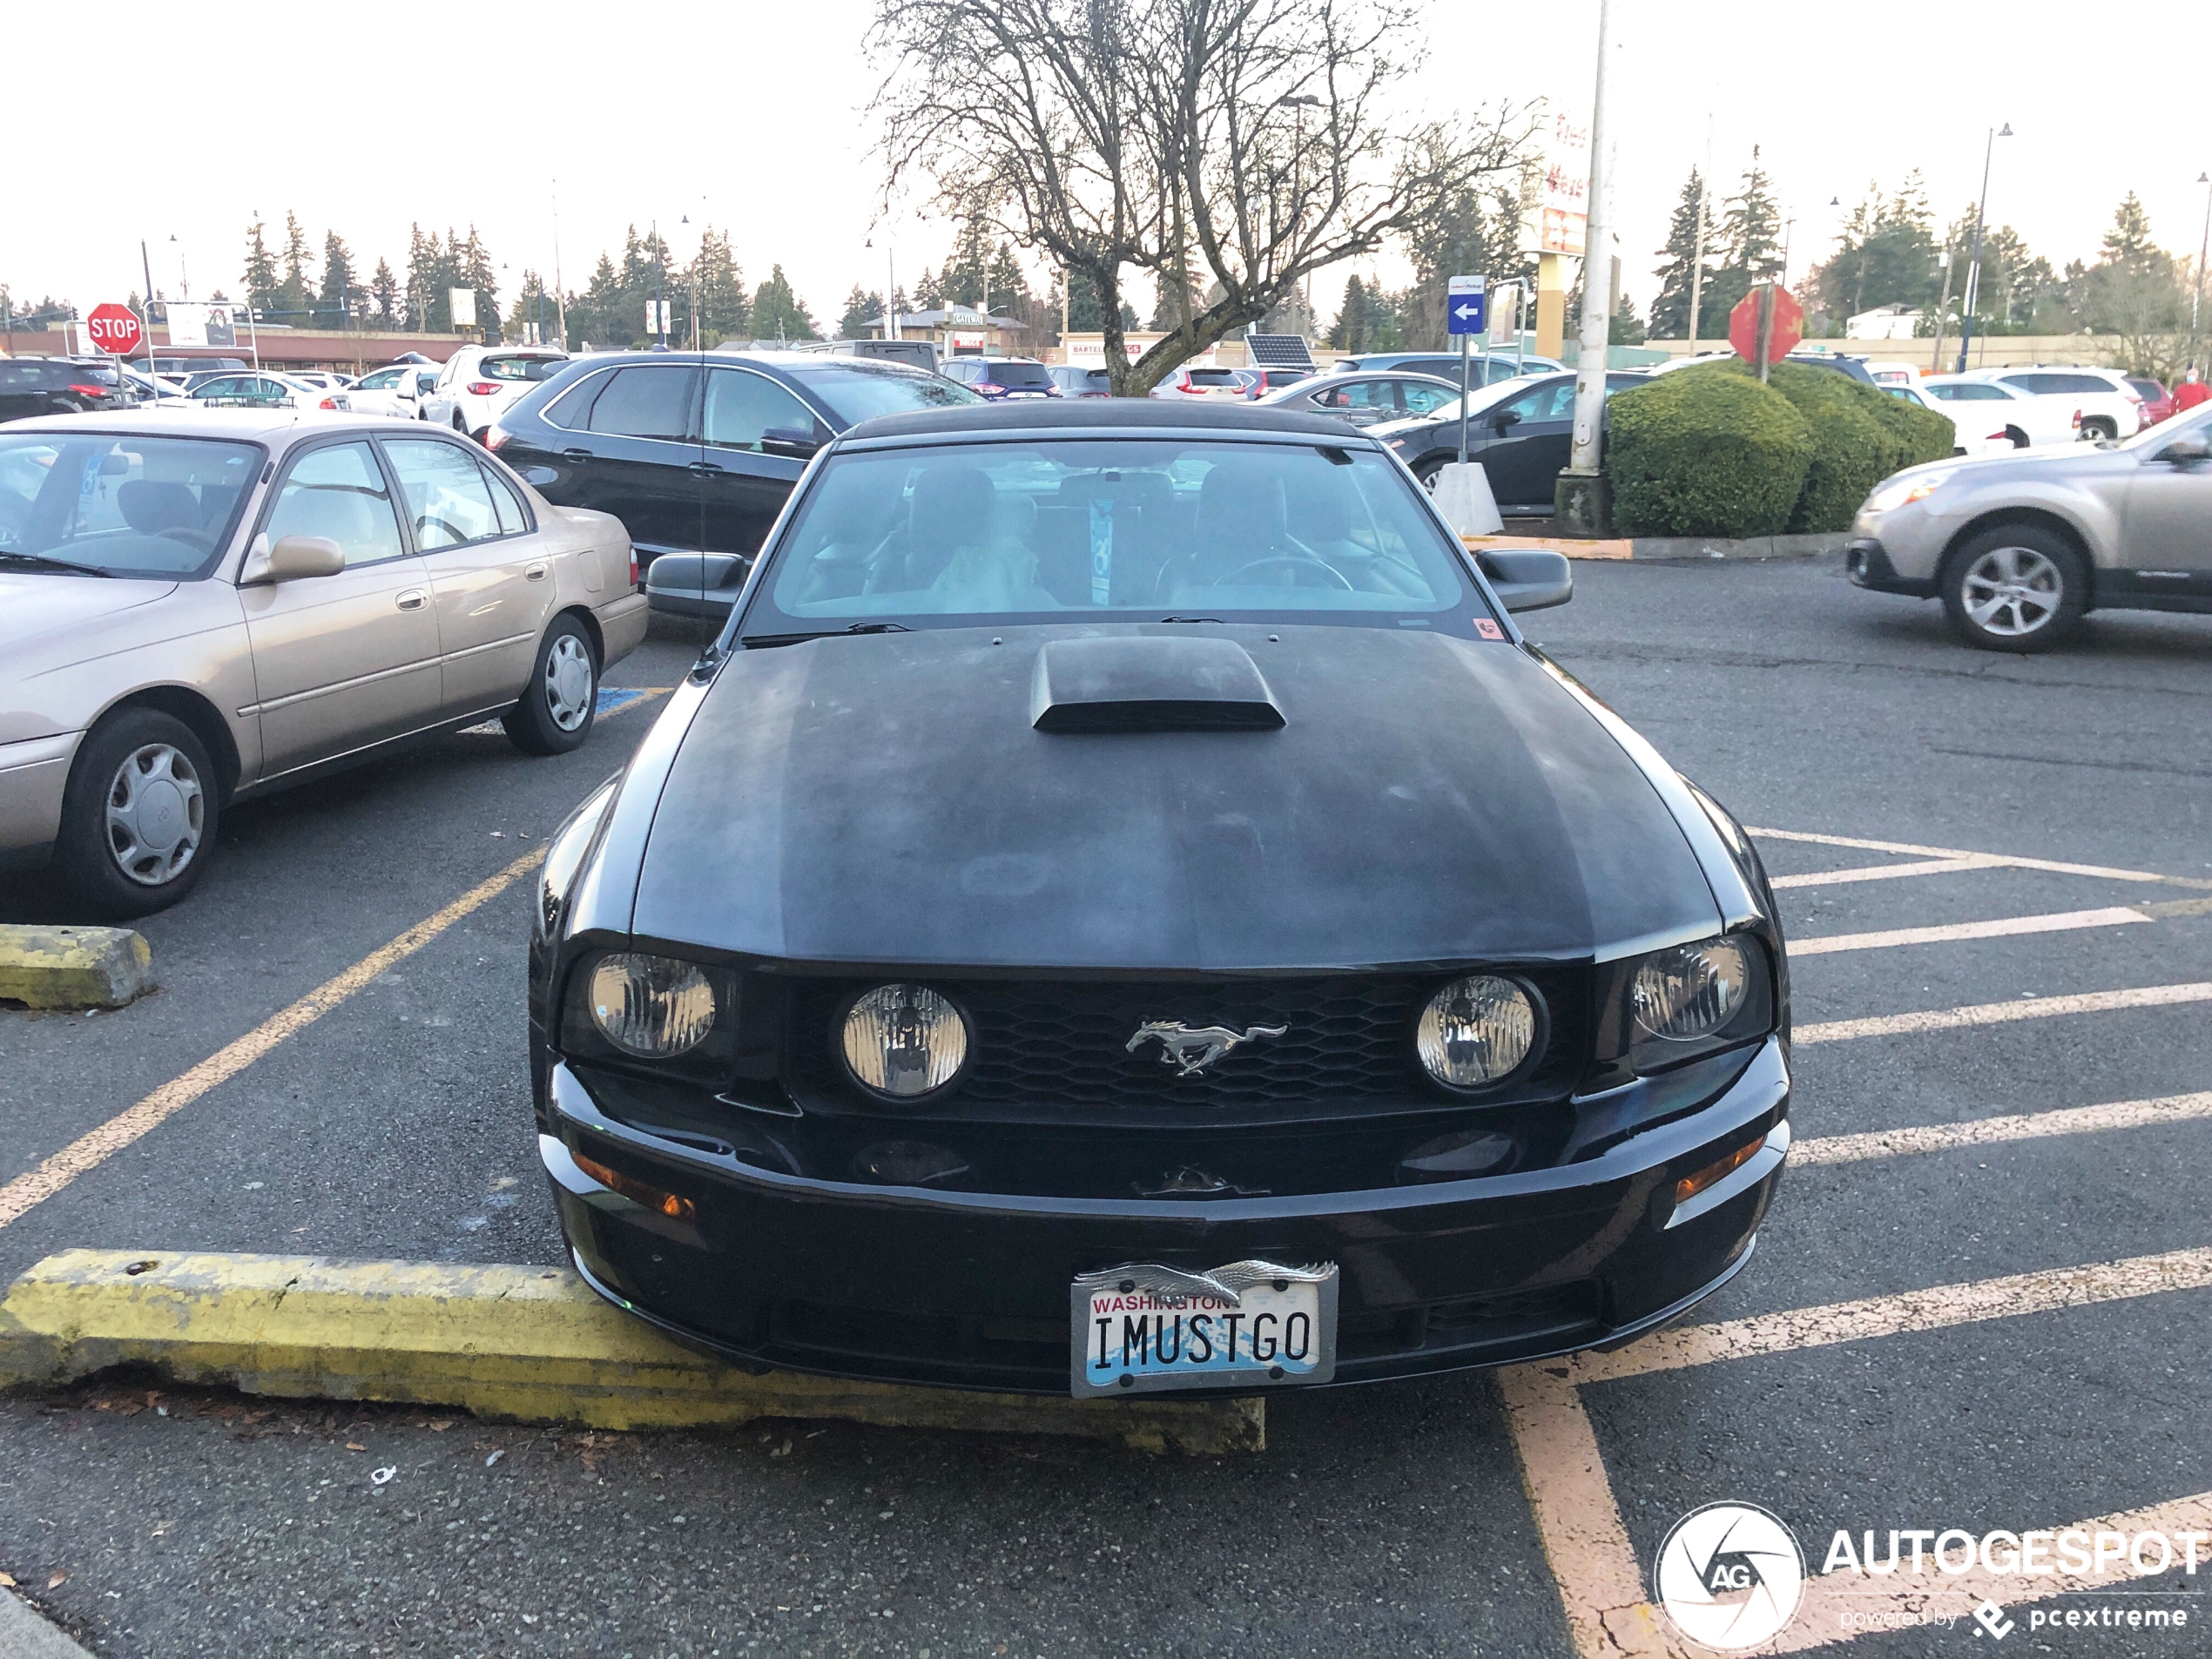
top-left (1655, 1501), bottom-right (1808, 1649)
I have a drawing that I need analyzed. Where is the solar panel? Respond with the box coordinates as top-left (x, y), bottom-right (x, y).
top-left (1242, 332), bottom-right (1316, 369)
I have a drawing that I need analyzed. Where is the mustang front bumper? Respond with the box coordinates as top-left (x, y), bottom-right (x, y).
top-left (538, 1037), bottom-right (1791, 1395)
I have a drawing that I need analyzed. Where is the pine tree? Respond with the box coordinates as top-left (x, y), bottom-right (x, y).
top-left (242, 216), bottom-right (279, 315)
top-left (1646, 169), bottom-right (1710, 339)
top-left (318, 232), bottom-right (356, 326)
top-left (2101, 192), bottom-right (2167, 279)
top-left (1328, 274), bottom-right (1371, 350)
top-left (272, 212), bottom-right (313, 323)
top-left (839, 285), bottom-right (887, 338)
top-left (912, 266), bottom-right (944, 308)
top-left (369, 260), bottom-right (400, 330)
top-left (751, 266), bottom-right (818, 341)
top-left (687, 227), bottom-right (747, 344)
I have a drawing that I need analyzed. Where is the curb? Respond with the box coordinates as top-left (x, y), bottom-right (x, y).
top-left (0, 1591), bottom-right (94, 1659)
top-left (1465, 532), bottom-right (1850, 563)
top-left (0, 927), bottom-right (152, 1010)
top-left (0, 1250), bottom-right (1264, 1456)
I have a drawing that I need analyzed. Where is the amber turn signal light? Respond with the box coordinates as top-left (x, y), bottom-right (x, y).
top-left (1674, 1135), bottom-right (1765, 1209)
top-left (573, 1149), bottom-right (697, 1223)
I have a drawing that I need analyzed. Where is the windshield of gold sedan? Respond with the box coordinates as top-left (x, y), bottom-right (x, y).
top-left (0, 433), bottom-right (260, 577)
top-left (744, 438), bottom-right (1480, 635)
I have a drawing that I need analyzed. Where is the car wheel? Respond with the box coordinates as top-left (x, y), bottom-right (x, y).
top-left (1939, 526), bottom-right (2087, 653)
top-left (57, 709), bottom-right (221, 919)
top-left (1413, 457), bottom-right (1447, 493)
top-left (502, 617), bottom-right (598, 756)
top-left (2080, 417), bottom-right (2117, 444)
top-left (453, 413), bottom-right (470, 436)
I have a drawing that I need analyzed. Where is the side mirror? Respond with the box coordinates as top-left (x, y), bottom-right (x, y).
top-left (2160, 430), bottom-right (2210, 463)
top-left (1478, 547), bottom-right (1573, 613)
top-left (242, 533), bottom-right (347, 584)
top-left (760, 424), bottom-right (822, 458)
top-left (1491, 408), bottom-right (1522, 430)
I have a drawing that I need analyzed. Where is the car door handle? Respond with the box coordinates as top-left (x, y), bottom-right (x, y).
top-left (561, 448), bottom-right (593, 463)
top-left (687, 461), bottom-right (727, 477)
top-left (395, 589), bottom-right (428, 610)
top-left (525, 562), bottom-right (548, 581)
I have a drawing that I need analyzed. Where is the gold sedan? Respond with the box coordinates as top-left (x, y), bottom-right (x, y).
top-left (0, 410), bottom-right (648, 916)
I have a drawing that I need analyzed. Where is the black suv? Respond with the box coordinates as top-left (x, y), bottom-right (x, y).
top-left (489, 351), bottom-right (981, 617)
top-left (0, 358), bottom-right (139, 422)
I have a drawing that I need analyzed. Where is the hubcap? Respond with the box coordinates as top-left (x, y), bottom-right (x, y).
top-left (1962, 545), bottom-right (2063, 637)
top-left (105, 742), bottom-right (205, 886)
top-left (545, 635), bottom-right (595, 731)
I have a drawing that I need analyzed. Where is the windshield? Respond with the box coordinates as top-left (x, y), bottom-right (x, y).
top-left (0, 433), bottom-right (260, 577)
top-left (743, 438), bottom-right (1480, 637)
top-left (481, 355), bottom-right (565, 381)
top-left (789, 362), bottom-right (983, 424)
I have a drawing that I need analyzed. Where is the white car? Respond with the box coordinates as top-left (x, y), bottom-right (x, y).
top-left (287, 371), bottom-right (351, 393)
top-left (173, 371), bottom-right (351, 414)
top-left (421, 346), bottom-right (570, 441)
top-left (1954, 366), bottom-right (2145, 442)
top-left (1920, 374), bottom-right (2075, 448)
top-left (346, 363), bottom-right (442, 420)
top-left (1879, 379), bottom-right (2019, 459)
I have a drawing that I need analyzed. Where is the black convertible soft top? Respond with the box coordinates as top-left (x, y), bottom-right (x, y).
top-left (841, 398), bottom-right (1376, 444)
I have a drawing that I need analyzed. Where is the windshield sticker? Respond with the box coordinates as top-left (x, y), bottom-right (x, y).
top-left (1474, 617), bottom-right (1506, 640)
top-left (1089, 494), bottom-right (1113, 606)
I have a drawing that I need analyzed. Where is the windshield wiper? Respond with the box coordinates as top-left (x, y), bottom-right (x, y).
top-left (0, 551), bottom-right (112, 577)
top-left (743, 621), bottom-right (914, 649)
top-left (1157, 615), bottom-right (1224, 624)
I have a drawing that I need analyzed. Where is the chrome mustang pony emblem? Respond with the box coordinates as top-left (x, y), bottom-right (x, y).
top-left (1125, 1020), bottom-right (1289, 1076)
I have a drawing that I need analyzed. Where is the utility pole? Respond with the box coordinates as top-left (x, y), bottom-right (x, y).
top-left (1955, 123), bottom-right (2011, 374)
top-left (551, 178), bottom-right (567, 349)
top-left (2191, 172), bottom-right (2210, 374)
top-left (1686, 118), bottom-right (1712, 351)
top-left (1559, 0), bottom-right (1615, 530)
top-left (1929, 246), bottom-right (1954, 373)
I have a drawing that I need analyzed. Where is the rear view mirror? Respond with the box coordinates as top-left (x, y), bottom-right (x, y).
top-left (1477, 547), bottom-right (1573, 613)
top-left (260, 534), bottom-right (347, 582)
top-left (2160, 430), bottom-right (2210, 463)
top-left (761, 425), bottom-right (822, 458)
top-left (1491, 409), bottom-right (1521, 430)
top-left (99, 452), bottom-right (131, 475)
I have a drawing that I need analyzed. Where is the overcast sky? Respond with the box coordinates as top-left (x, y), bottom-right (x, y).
top-left (14, 1), bottom-right (2212, 334)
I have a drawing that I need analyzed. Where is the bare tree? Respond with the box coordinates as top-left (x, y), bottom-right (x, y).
top-left (869, 0), bottom-right (1529, 394)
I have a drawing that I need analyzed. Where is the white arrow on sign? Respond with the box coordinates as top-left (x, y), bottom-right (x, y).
top-left (1453, 303), bottom-right (1481, 319)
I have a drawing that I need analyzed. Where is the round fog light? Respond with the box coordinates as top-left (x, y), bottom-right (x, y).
top-left (1416, 975), bottom-right (1537, 1089)
top-left (840, 984), bottom-right (969, 1100)
top-left (589, 954), bottom-right (716, 1057)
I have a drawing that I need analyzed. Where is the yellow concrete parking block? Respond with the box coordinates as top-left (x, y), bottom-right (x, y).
top-left (0, 1250), bottom-right (1263, 1456)
top-left (0, 926), bottom-right (152, 1011)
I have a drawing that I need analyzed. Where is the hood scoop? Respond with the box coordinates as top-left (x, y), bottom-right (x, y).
top-left (1030, 636), bottom-right (1285, 733)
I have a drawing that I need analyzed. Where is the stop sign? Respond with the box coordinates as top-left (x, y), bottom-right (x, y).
top-left (1728, 284), bottom-right (1803, 368)
top-left (86, 303), bottom-right (144, 356)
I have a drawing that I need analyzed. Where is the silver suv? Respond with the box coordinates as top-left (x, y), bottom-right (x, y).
top-left (1844, 402), bottom-right (2212, 651)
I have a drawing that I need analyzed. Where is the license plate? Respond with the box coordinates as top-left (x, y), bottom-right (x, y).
top-left (1069, 1260), bottom-right (1338, 1397)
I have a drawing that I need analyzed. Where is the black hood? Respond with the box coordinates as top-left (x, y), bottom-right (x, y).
top-left (629, 624), bottom-right (1717, 970)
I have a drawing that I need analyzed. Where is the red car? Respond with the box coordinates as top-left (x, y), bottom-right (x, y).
top-left (2127, 376), bottom-right (2174, 424)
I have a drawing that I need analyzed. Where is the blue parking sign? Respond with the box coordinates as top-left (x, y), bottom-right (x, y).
top-left (1447, 274), bottom-right (1486, 336)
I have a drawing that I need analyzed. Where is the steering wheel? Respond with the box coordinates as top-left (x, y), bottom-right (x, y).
top-left (416, 515), bottom-right (468, 546)
top-left (155, 527), bottom-right (215, 552)
top-left (0, 497), bottom-right (27, 550)
top-left (1217, 554), bottom-right (1355, 590)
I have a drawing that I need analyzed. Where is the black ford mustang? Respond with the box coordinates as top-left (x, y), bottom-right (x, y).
top-left (527, 401), bottom-right (1792, 1398)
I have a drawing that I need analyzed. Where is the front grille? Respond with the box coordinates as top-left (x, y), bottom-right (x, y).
top-left (786, 968), bottom-right (1587, 1116)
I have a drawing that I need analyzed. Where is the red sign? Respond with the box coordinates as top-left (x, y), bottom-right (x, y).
top-left (1728, 285), bottom-right (1803, 368)
top-left (85, 303), bottom-right (144, 356)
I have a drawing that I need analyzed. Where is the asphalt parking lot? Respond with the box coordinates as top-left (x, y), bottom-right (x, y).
top-left (3, 562), bottom-right (2209, 1659)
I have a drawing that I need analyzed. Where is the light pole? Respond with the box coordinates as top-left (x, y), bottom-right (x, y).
top-left (1563, 0), bottom-right (1615, 504)
top-left (1278, 92), bottom-right (1323, 327)
top-left (1955, 122), bottom-right (2012, 375)
top-left (2190, 172), bottom-right (2210, 374)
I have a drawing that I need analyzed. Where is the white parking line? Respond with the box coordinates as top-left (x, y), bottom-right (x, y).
top-left (1793, 1092), bottom-right (2212, 1166)
top-left (1792, 907), bottom-right (2150, 956)
top-left (1748, 826), bottom-right (2212, 891)
top-left (1770, 856), bottom-right (1997, 890)
top-left (1795, 981), bottom-right (2212, 1045)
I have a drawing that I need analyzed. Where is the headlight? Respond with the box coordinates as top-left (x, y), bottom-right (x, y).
top-left (589, 954), bottom-right (718, 1058)
top-left (1415, 974), bottom-right (1539, 1090)
top-left (840, 984), bottom-right (969, 1100)
top-left (1865, 469), bottom-right (1954, 513)
top-left (1632, 939), bottom-right (1752, 1042)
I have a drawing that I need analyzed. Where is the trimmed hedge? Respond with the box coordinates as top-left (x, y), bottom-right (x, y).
top-left (1762, 361), bottom-right (1952, 533)
top-left (1604, 366), bottom-right (1812, 537)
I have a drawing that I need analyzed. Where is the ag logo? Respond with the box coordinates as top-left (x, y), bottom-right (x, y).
top-left (1655, 1502), bottom-right (1805, 1650)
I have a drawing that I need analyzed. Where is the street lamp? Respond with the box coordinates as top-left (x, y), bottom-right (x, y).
top-left (1278, 92), bottom-right (1324, 325)
top-left (1955, 121), bottom-right (2012, 374)
top-left (2190, 172), bottom-right (2210, 374)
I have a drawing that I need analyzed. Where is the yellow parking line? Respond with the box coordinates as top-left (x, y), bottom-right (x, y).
top-left (1794, 1091), bottom-right (2212, 1166)
top-left (1791, 907), bottom-right (2150, 956)
top-left (0, 849), bottom-right (547, 1231)
top-left (1748, 826), bottom-right (2212, 891)
top-left (1770, 856), bottom-right (1998, 890)
top-left (1796, 981), bottom-right (2212, 1044)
